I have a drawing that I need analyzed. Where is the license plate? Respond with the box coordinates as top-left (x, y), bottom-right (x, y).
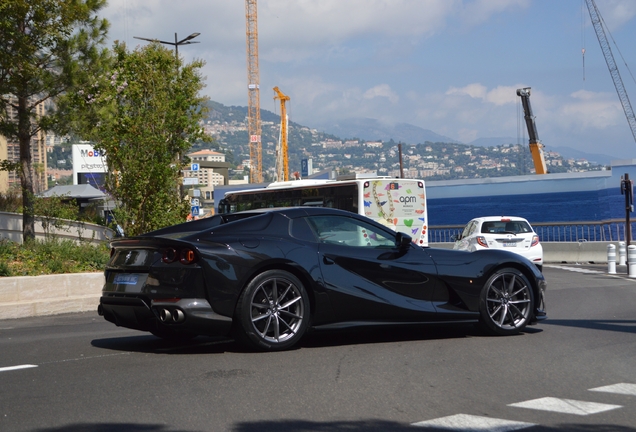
top-left (113, 273), bottom-right (139, 285)
top-left (503, 242), bottom-right (516, 247)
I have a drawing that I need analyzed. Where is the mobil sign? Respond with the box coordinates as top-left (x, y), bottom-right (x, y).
top-left (72, 143), bottom-right (108, 184)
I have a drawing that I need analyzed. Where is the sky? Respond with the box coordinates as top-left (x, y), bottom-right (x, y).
top-left (100, 0), bottom-right (636, 160)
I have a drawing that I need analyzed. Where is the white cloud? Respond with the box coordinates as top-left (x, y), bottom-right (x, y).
top-left (363, 84), bottom-right (399, 104)
top-left (445, 84), bottom-right (519, 106)
top-left (560, 90), bottom-right (623, 130)
top-left (591, 0), bottom-right (636, 31)
top-left (446, 83), bottom-right (487, 99)
top-left (458, 0), bottom-right (530, 27)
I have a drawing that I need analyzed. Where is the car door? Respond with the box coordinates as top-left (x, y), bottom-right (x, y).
top-left (305, 214), bottom-right (440, 322)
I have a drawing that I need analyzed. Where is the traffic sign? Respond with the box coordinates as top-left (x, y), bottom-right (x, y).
top-left (191, 206), bottom-right (200, 217)
top-left (190, 198), bottom-right (200, 207)
top-left (191, 163), bottom-right (200, 171)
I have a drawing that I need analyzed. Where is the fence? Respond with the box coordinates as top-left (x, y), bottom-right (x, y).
top-left (429, 219), bottom-right (636, 243)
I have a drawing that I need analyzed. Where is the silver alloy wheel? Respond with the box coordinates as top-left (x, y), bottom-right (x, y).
top-left (484, 270), bottom-right (532, 331)
top-left (249, 276), bottom-right (305, 343)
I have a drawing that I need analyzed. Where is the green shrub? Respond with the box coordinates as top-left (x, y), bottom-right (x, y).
top-left (0, 261), bottom-right (10, 277)
top-left (0, 238), bottom-right (110, 277)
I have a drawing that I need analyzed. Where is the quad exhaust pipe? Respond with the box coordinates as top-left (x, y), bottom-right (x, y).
top-left (158, 308), bottom-right (185, 323)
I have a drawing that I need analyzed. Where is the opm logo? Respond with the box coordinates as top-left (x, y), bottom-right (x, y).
top-left (399, 196), bottom-right (417, 204)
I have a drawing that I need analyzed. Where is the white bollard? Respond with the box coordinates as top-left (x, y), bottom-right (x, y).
top-left (619, 241), bottom-right (627, 266)
top-left (607, 244), bottom-right (616, 274)
top-left (628, 245), bottom-right (636, 278)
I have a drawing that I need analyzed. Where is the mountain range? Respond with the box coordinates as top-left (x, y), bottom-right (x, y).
top-left (206, 101), bottom-right (616, 166)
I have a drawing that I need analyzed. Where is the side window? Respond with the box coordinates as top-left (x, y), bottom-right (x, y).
top-left (305, 215), bottom-right (396, 247)
top-left (463, 220), bottom-right (477, 237)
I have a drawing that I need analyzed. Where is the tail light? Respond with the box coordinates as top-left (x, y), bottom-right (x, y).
top-left (531, 235), bottom-right (540, 247)
top-left (162, 247), bottom-right (197, 265)
top-left (162, 248), bottom-right (178, 263)
top-left (180, 248), bottom-right (197, 265)
top-left (476, 236), bottom-right (488, 248)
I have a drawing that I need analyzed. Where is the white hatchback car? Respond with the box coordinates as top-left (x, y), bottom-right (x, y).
top-left (453, 216), bottom-right (543, 271)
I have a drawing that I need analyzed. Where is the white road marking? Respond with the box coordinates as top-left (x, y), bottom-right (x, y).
top-left (0, 364), bottom-right (38, 373)
top-left (589, 383), bottom-right (636, 396)
top-left (545, 265), bottom-right (603, 274)
top-left (508, 397), bottom-right (621, 415)
top-left (412, 414), bottom-right (534, 430)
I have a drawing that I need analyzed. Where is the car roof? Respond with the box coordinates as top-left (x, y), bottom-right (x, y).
top-left (471, 216), bottom-right (531, 223)
top-left (142, 207), bottom-right (362, 239)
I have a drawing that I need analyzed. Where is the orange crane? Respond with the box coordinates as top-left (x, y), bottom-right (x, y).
top-left (517, 87), bottom-right (548, 175)
top-left (273, 86), bottom-right (290, 181)
top-left (245, 0), bottom-right (262, 183)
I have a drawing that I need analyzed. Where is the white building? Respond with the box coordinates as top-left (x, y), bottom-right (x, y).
top-left (184, 149), bottom-right (227, 204)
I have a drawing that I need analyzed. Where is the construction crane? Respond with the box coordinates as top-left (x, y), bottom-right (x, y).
top-left (245, 0), bottom-right (262, 183)
top-left (273, 86), bottom-right (290, 181)
top-left (585, 0), bottom-right (636, 145)
top-left (517, 87), bottom-right (548, 175)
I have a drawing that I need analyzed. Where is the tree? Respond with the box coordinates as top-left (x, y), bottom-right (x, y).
top-left (0, 0), bottom-right (109, 242)
top-left (66, 41), bottom-right (209, 236)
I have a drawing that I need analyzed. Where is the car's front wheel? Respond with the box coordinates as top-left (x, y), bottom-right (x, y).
top-left (234, 270), bottom-right (310, 351)
top-left (478, 268), bottom-right (534, 336)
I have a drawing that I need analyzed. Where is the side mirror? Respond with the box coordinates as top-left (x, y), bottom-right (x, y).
top-left (396, 232), bottom-right (412, 251)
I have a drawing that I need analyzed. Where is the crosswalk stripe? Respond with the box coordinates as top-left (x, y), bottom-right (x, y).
top-left (508, 397), bottom-right (621, 415)
top-left (0, 364), bottom-right (38, 373)
top-left (412, 413), bottom-right (534, 430)
top-left (589, 383), bottom-right (636, 396)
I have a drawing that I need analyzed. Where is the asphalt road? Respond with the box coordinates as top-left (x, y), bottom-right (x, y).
top-left (1, 265), bottom-right (635, 432)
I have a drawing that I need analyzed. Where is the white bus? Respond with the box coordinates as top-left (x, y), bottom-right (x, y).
top-left (217, 176), bottom-right (429, 246)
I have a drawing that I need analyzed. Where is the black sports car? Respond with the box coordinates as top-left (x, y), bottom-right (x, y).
top-left (98, 207), bottom-right (547, 351)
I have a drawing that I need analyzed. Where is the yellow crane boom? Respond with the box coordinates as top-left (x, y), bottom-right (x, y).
top-left (517, 87), bottom-right (548, 175)
top-left (273, 86), bottom-right (290, 181)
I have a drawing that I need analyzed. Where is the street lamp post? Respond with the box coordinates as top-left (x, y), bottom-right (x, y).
top-left (134, 32), bottom-right (201, 59)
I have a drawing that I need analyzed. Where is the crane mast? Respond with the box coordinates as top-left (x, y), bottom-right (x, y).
top-left (585, 0), bottom-right (636, 145)
top-left (245, 0), bottom-right (262, 183)
top-left (273, 87), bottom-right (290, 181)
top-left (517, 87), bottom-right (548, 175)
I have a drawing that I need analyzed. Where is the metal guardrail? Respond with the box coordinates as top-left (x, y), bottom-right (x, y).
top-left (429, 219), bottom-right (636, 243)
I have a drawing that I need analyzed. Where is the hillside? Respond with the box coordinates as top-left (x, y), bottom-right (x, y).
top-left (195, 101), bottom-right (608, 181)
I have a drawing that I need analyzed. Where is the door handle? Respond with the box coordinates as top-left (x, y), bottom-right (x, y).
top-left (323, 256), bottom-right (335, 265)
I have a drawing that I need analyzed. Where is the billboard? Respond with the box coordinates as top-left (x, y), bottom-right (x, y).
top-left (72, 144), bottom-right (107, 187)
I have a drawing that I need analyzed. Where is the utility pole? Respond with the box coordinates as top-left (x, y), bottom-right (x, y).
top-left (621, 173), bottom-right (633, 245)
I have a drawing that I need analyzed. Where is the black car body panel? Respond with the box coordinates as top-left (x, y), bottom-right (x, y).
top-left (99, 207), bottom-right (547, 348)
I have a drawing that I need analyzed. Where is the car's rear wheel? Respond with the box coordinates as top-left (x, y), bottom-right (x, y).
top-left (234, 270), bottom-right (310, 351)
top-left (478, 268), bottom-right (534, 336)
